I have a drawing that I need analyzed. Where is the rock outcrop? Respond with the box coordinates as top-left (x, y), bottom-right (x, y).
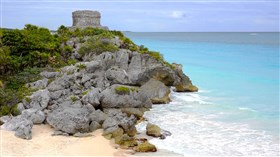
top-left (140, 79), bottom-right (170, 104)
top-left (146, 123), bottom-right (161, 137)
top-left (0, 19), bottom-right (197, 154)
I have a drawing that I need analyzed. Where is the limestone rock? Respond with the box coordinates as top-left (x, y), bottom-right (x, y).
top-left (135, 141), bottom-right (157, 152)
top-left (47, 75), bottom-right (72, 92)
top-left (17, 103), bottom-right (25, 114)
top-left (0, 115), bottom-right (11, 125)
top-left (14, 119), bottom-right (33, 140)
top-left (46, 106), bottom-right (91, 134)
top-left (21, 108), bottom-right (45, 124)
top-left (81, 88), bottom-right (102, 107)
top-left (40, 71), bottom-right (59, 79)
top-left (27, 89), bottom-right (50, 109)
top-left (140, 79), bottom-right (171, 104)
top-left (101, 84), bottom-right (152, 108)
top-left (89, 121), bottom-right (101, 132)
top-left (173, 63), bottom-right (198, 92)
top-left (120, 108), bottom-right (144, 119)
top-left (105, 67), bottom-right (131, 84)
top-left (114, 134), bottom-right (138, 148)
top-left (27, 78), bottom-right (48, 89)
top-left (88, 109), bottom-right (107, 124)
top-left (103, 126), bottom-right (124, 139)
top-left (146, 123), bottom-right (161, 137)
top-left (1, 115), bottom-right (33, 140)
top-left (102, 109), bottom-right (137, 137)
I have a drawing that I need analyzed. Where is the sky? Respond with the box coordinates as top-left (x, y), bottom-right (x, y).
top-left (0, 0), bottom-right (279, 32)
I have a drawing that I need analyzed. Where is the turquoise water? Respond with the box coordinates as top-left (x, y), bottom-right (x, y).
top-left (125, 32), bottom-right (280, 156)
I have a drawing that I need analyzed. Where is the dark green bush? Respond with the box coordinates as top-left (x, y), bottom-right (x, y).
top-left (78, 37), bottom-right (119, 57)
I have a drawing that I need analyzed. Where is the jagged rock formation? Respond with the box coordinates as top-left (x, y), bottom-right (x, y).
top-left (0, 13), bottom-right (198, 152)
top-left (71, 10), bottom-right (108, 30)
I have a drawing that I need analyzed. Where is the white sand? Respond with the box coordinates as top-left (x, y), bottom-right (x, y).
top-left (0, 124), bottom-right (128, 157)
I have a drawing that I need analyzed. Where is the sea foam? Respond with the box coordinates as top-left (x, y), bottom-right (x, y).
top-left (136, 91), bottom-right (279, 157)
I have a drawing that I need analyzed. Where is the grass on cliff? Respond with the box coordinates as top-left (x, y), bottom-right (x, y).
top-left (78, 37), bottom-right (119, 57)
top-left (115, 86), bottom-right (138, 95)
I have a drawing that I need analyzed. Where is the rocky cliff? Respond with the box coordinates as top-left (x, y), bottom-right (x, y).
top-left (0, 26), bottom-right (197, 152)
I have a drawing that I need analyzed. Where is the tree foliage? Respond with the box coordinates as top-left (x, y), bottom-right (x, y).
top-left (0, 24), bottom-right (60, 74)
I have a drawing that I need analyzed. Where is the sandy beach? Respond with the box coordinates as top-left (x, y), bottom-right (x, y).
top-left (0, 124), bottom-right (129, 157)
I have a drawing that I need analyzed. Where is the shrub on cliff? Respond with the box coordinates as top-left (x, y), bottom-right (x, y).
top-left (78, 37), bottom-right (119, 56)
top-left (0, 24), bottom-right (61, 74)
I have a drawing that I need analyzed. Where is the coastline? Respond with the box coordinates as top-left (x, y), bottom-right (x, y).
top-left (1, 124), bottom-right (128, 157)
top-left (1, 124), bottom-right (182, 157)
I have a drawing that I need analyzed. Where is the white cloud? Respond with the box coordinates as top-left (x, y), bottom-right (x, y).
top-left (170, 11), bottom-right (186, 19)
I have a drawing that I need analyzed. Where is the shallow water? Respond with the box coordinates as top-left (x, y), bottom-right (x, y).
top-left (126, 32), bottom-right (280, 156)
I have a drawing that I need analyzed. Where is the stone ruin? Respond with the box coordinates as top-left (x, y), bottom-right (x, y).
top-left (71, 10), bottom-right (108, 30)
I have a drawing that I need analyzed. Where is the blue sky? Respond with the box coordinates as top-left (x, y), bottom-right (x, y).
top-left (1, 0), bottom-right (279, 32)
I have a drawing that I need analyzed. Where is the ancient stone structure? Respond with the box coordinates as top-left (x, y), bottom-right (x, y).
top-left (71, 10), bottom-right (108, 29)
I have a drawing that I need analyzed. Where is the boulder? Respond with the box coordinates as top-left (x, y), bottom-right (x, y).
top-left (105, 67), bottom-right (131, 84)
top-left (21, 108), bottom-right (45, 124)
top-left (49, 90), bottom-right (65, 100)
top-left (146, 123), bottom-right (161, 137)
top-left (1, 115), bottom-right (33, 140)
top-left (0, 115), bottom-right (11, 125)
top-left (85, 60), bottom-right (102, 73)
top-left (160, 129), bottom-right (172, 139)
top-left (14, 119), bottom-right (33, 140)
top-left (101, 85), bottom-right (152, 108)
top-left (27, 89), bottom-right (50, 109)
top-left (89, 121), bottom-right (102, 132)
top-left (40, 71), bottom-right (59, 79)
top-left (103, 126), bottom-right (124, 139)
top-left (17, 103), bottom-right (25, 114)
top-left (173, 63), bottom-right (198, 92)
top-left (135, 141), bottom-right (157, 152)
top-left (102, 109), bottom-right (137, 137)
top-left (81, 88), bottom-right (102, 107)
top-left (102, 117), bottom-right (119, 130)
top-left (88, 109), bottom-right (107, 124)
top-left (1, 116), bottom-right (32, 131)
top-left (140, 79), bottom-right (170, 104)
top-left (47, 75), bottom-right (72, 92)
top-left (46, 106), bottom-right (91, 134)
top-left (114, 49), bottom-right (130, 70)
top-left (114, 134), bottom-right (138, 148)
top-left (120, 108), bottom-right (145, 119)
top-left (27, 78), bottom-right (48, 89)
top-left (127, 53), bottom-right (177, 86)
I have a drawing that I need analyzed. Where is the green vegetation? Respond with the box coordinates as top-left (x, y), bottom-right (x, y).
top-left (0, 105), bottom-right (20, 117)
top-left (77, 63), bottom-right (86, 69)
top-left (78, 37), bottom-right (119, 57)
top-left (115, 86), bottom-right (138, 95)
top-left (82, 89), bottom-right (89, 95)
top-left (70, 96), bottom-right (78, 102)
top-left (0, 67), bottom-right (42, 116)
top-left (0, 24), bottom-right (175, 117)
top-left (115, 86), bottom-right (130, 94)
top-left (0, 24), bottom-right (61, 74)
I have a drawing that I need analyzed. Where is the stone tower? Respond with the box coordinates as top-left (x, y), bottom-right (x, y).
top-left (72, 10), bottom-right (101, 28)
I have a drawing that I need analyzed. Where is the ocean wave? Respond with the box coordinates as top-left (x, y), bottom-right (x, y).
top-left (238, 107), bottom-right (258, 112)
top-left (136, 92), bottom-right (279, 157)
